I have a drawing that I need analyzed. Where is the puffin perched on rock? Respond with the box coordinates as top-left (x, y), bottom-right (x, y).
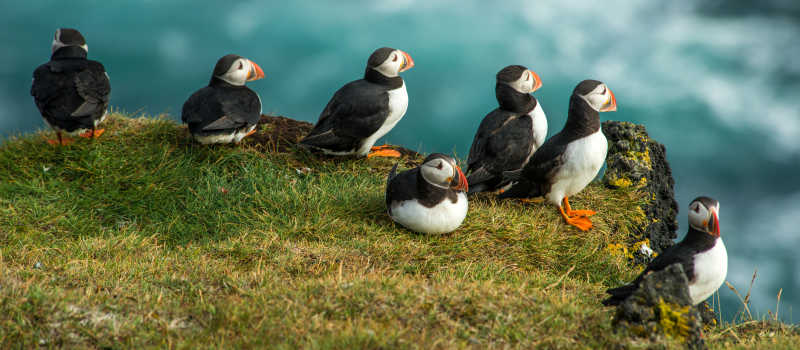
top-left (31, 28), bottom-right (111, 146)
top-left (182, 54), bottom-right (265, 144)
top-left (385, 153), bottom-right (468, 234)
top-left (603, 196), bottom-right (727, 306)
top-left (300, 47), bottom-right (414, 158)
top-left (498, 79), bottom-right (617, 231)
top-left (466, 65), bottom-right (547, 194)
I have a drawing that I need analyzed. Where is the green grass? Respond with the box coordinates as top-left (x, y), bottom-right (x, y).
top-left (0, 113), bottom-right (796, 348)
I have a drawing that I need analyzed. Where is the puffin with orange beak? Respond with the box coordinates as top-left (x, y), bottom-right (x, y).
top-left (466, 65), bottom-right (547, 194)
top-left (182, 54), bottom-right (266, 144)
top-left (499, 79), bottom-right (617, 231)
top-left (603, 196), bottom-right (727, 306)
top-left (300, 47), bottom-right (414, 158)
top-left (385, 153), bottom-right (469, 234)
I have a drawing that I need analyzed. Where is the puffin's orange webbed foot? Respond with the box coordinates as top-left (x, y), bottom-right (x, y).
top-left (78, 128), bottom-right (105, 139)
top-left (367, 145), bottom-right (402, 158)
top-left (562, 196), bottom-right (596, 217)
top-left (245, 129), bottom-right (257, 138)
top-left (559, 205), bottom-right (594, 231)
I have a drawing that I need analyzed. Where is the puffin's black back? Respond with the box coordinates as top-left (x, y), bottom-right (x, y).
top-left (31, 46), bottom-right (110, 132)
top-left (300, 79), bottom-right (392, 152)
top-left (181, 82), bottom-right (261, 134)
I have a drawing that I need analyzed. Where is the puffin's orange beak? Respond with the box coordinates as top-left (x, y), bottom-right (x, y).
top-left (399, 50), bottom-right (414, 72)
top-left (451, 165), bottom-right (468, 192)
top-left (529, 69), bottom-right (543, 92)
top-left (600, 87), bottom-right (617, 112)
top-left (247, 60), bottom-right (265, 81)
top-left (709, 208), bottom-right (720, 238)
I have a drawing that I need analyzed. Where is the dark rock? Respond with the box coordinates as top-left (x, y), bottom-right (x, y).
top-left (603, 121), bottom-right (679, 256)
top-left (614, 264), bottom-right (706, 349)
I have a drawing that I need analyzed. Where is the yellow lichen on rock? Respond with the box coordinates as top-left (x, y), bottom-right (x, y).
top-left (657, 298), bottom-right (691, 342)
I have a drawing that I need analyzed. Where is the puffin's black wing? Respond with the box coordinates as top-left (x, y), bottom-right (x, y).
top-left (71, 61), bottom-right (111, 117)
top-left (385, 167), bottom-right (419, 214)
top-left (301, 80), bottom-right (390, 152)
top-left (181, 86), bottom-right (261, 132)
top-left (31, 60), bottom-right (109, 131)
top-left (498, 131), bottom-right (568, 199)
top-left (467, 110), bottom-right (534, 193)
top-left (602, 241), bottom-right (695, 306)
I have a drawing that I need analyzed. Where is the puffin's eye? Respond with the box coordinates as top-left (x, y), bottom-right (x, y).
top-left (526, 73), bottom-right (531, 81)
top-left (238, 62), bottom-right (244, 70)
top-left (601, 86), bottom-right (607, 95)
top-left (436, 162), bottom-right (443, 170)
top-left (392, 54), bottom-right (398, 62)
top-left (693, 205), bottom-right (700, 213)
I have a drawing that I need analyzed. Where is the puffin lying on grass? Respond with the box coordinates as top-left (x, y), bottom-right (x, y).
top-left (385, 153), bottom-right (468, 234)
top-left (466, 65), bottom-right (547, 194)
top-left (603, 196), bottom-right (727, 306)
top-left (300, 47), bottom-right (414, 158)
top-left (499, 79), bottom-right (617, 231)
top-left (31, 28), bottom-right (111, 146)
top-left (182, 54), bottom-right (265, 144)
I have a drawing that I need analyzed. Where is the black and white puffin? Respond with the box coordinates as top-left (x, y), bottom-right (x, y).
top-left (385, 153), bottom-right (469, 234)
top-left (466, 65), bottom-right (547, 194)
top-left (498, 79), bottom-right (617, 231)
top-left (603, 196), bottom-right (727, 306)
top-left (300, 47), bottom-right (414, 158)
top-left (181, 54), bottom-right (265, 144)
top-left (31, 28), bottom-right (111, 146)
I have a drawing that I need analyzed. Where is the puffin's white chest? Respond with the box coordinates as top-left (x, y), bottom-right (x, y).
top-left (529, 102), bottom-right (548, 149)
top-left (546, 129), bottom-right (607, 205)
top-left (357, 82), bottom-right (408, 155)
top-left (689, 239), bottom-right (728, 305)
top-left (389, 191), bottom-right (468, 234)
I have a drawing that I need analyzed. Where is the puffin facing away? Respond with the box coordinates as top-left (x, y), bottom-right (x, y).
top-left (182, 54), bottom-right (265, 144)
top-left (603, 197), bottom-right (727, 306)
top-left (499, 79), bottom-right (617, 231)
top-left (31, 28), bottom-right (111, 146)
top-left (386, 153), bottom-right (469, 234)
top-left (466, 65), bottom-right (547, 194)
top-left (300, 47), bottom-right (414, 158)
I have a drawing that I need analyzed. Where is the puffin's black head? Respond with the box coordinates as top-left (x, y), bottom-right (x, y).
top-left (420, 153), bottom-right (468, 192)
top-left (367, 47), bottom-right (414, 78)
top-left (211, 54), bottom-right (265, 86)
top-left (573, 79), bottom-right (617, 112)
top-left (688, 196), bottom-right (721, 238)
top-left (497, 65), bottom-right (542, 94)
top-left (52, 28), bottom-right (87, 54)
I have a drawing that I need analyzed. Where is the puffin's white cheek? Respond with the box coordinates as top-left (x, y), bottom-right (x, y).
top-left (589, 94), bottom-right (607, 109)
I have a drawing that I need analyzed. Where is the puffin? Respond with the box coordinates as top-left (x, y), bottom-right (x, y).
top-left (31, 28), bottom-right (111, 146)
top-left (300, 47), bottom-right (414, 158)
top-left (603, 196), bottom-right (727, 306)
top-left (466, 65), bottom-right (547, 194)
top-left (181, 54), bottom-right (265, 144)
top-left (498, 79), bottom-right (617, 231)
top-left (385, 153), bottom-right (469, 234)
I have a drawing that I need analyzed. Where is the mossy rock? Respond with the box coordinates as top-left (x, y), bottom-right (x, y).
top-left (603, 121), bottom-right (678, 259)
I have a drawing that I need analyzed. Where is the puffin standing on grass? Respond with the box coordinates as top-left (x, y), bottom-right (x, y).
top-left (498, 79), bottom-right (617, 231)
top-left (182, 54), bottom-right (265, 144)
top-left (385, 153), bottom-right (469, 234)
top-left (300, 47), bottom-right (414, 158)
top-left (466, 65), bottom-right (547, 194)
top-left (603, 197), bottom-right (727, 306)
top-left (31, 28), bottom-right (111, 146)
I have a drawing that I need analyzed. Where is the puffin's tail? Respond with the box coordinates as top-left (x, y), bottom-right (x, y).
top-left (497, 169), bottom-right (542, 199)
top-left (602, 284), bottom-right (638, 306)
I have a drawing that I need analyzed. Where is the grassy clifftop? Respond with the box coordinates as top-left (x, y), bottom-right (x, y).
top-left (0, 113), bottom-right (796, 348)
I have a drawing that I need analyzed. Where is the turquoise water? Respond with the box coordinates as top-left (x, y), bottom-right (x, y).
top-left (1, 1), bottom-right (799, 322)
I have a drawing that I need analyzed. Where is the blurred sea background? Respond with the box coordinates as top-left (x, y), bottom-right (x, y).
top-left (1, 1), bottom-right (798, 323)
